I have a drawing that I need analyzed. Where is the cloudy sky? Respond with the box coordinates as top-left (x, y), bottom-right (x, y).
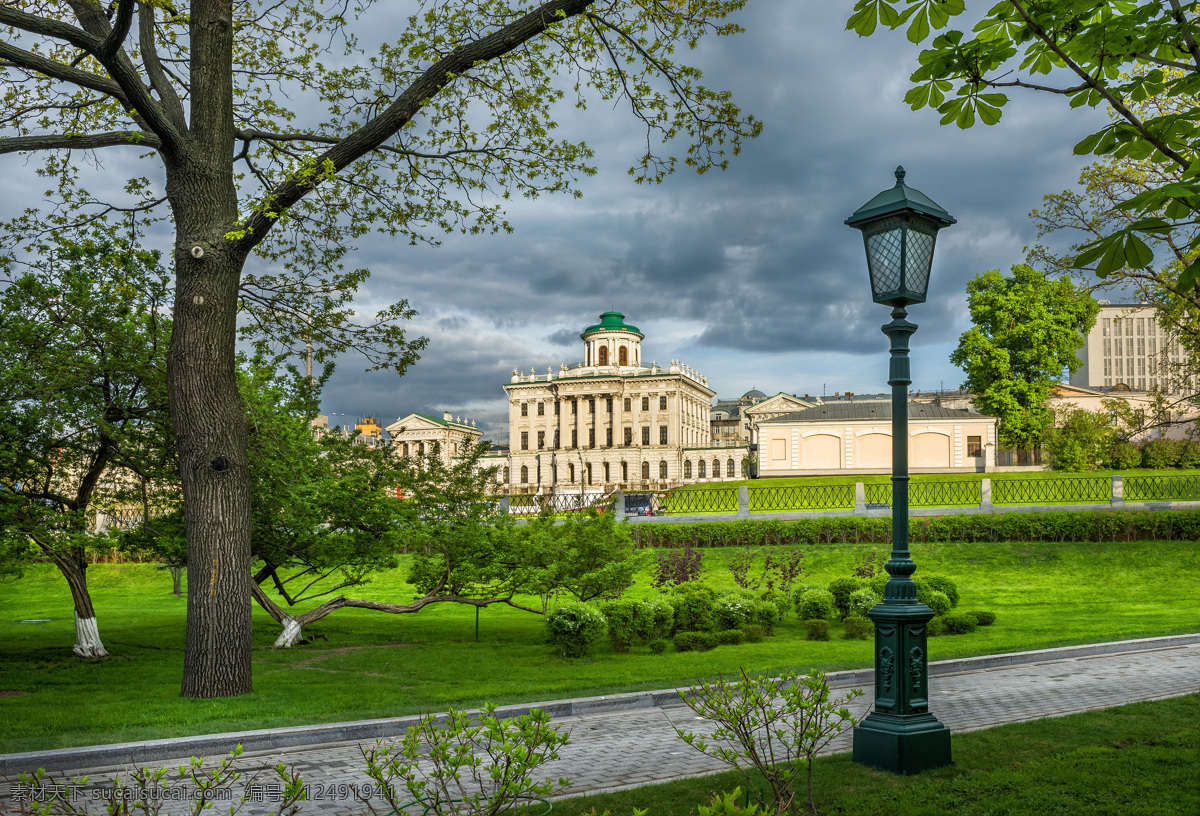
top-left (5, 2), bottom-right (1113, 443)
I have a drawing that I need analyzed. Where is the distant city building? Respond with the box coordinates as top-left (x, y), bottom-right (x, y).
top-left (1071, 301), bottom-right (1191, 392)
top-left (503, 312), bottom-right (747, 492)
top-left (385, 411), bottom-right (483, 465)
top-left (710, 389), bottom-right (768, 444)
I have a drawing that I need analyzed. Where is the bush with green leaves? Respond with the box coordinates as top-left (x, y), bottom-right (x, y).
top-left (846, 588), bottom-right (880, 618)
top-left (669, 582), bottom-right (717, 634)
top-left (676, 668), bottom-right (862, 816)
top-left (600, 599), bottom-right (655, 652)
top-left (1142, 438), bottom-right (1183, 469)
top-left (545, 603), bottom-right (607, 658)
top-left (648, 638), bottom-right (669, 655)
top-left (740, 624), bottom-right (765, 643)
top-left (916, 588), bottom-right (952, 618)
top-left (867, 572), bottom-right (889, 597)
top-left (361, 703), bottom-right (570, 816)
top-left (716, 628), bottom-right (745, 646)
top-left (796, 589), bottom-right (835, 622)
top-left (1110, 441), bottom-right (1143, 470)
top-left (941, 613), bottom-right (979, 635)
top-left (758, 588), bottom-right (791, 619)
top-left (841, 616), bottom-right (873, 640)
top-left (802, 619), bottom-right (830, 641)
top-left (920, 574), bottom-right (959, 607)
top-left (674, 631), bottom-right (717, 652)
top-left (644, 596), bottom-right (675, 639)
top-left (966, 610), bottom-right (996, 626)
top-left (698, 788), bottom-right (761, 816)
top-left (927, 617), bottom-right (947, 637)
top-left (753, 600), bottom-right (781, 634)
top-left (826, 577), bottom-right (862, 617)
top-left (1179, 440), bottom-right (1200, 469)
top-left (789, 583), bottom-right (819, 609)
top-left (715, 595), bottom-right (757, 631)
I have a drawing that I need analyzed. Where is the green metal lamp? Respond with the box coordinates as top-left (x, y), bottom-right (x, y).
top-left (846, 166), bottom-right (956, 775)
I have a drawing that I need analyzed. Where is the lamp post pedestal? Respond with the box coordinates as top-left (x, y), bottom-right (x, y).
top-left (851, 304), bottom-right (952, 775)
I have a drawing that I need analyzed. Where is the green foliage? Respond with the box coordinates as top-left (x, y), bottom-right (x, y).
top-left (545, 604), bottom-right (607, 658)
top-left (648, 638), bottom-right (668, 655)
top-left (919, 574), bottom-right (959, 607)
top-left (715, 628), bottom-right (745, 646)
top-left (758, 588), bottom-right (791, 620)
top-left (967, 610), bottom-right (997, 627)
top-left (927, 616), bottom-right (947, 637)
top-left (697, 788), bottom-right (761, 816)
top-left (941, 613), bottom-right (979, 635)
top-left (753, 600), bottom-right (781, 635)
top-left (950, 266), bottom-right (1099, 449)
top-left (917, 588), bottom-right (952, 618)
top-left (653, 541), bottom-right (706, 588)
top-left (739, 624), bottom-right (765, 643)
top-left (673, 631), bottom-right (717, 652)
top-left (796, 589), bottom-right (836, 622)
top-left (676, 668), bottom-right (862, 815)
top-left (847, 588), bottom-right (881, 619)
top-left (600, 597), bottom-right (672, 652)
top-left (669, 582), bottom-right (718, 634)
top-left (1111, 442), bottom-right (1144, 470)
top-left (527, 510), bottom-right (642, 603)
top-left (714, 595), bottom-right (757, 631)
top-left (826, 577), bottom-right (863, 618)
top-left (360, 704), bottom-right (569, 816)
top-left (841, 616), bottom-right (873, 641)
top-left (1044, 405), bottom-right (1117, 471)
top-left (803, 619), bottom-right (831, 641)
top-left (1142, 438), bottom-right (1184, 470)
top-left (1179, 441), bottom-right (1200, 470)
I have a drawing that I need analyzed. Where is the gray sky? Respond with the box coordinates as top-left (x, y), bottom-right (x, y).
top-left (4, 2), bottom-right (1111, 443)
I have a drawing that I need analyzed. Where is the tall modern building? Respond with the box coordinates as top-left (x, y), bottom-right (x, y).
top-left (1071, 302), bottom-right (1187, 391)
top-left (502, 312), bottom-right (747, 492)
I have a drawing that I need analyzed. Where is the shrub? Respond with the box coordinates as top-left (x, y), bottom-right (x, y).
top-left (841, 616), bottom-right (873, 640)
top-left (716, 629), bottom-right (745, 646)
top-left (740, 624), bottom-right (764, 643)
top-left (796, 589), bottom-right (836, 622)
top-left (847, 587), bottom-right (880, 618)
top-left (715, 595), bottom-right (757, 631)
top-left (802, 619), bottom-right (830, 641)
top-left (697, 788), bottom-right (761, 816)
top-left (758, 588), bottom-right (791, 619)
top-left (927, 617), bottom-right (946, 637)
top-left (867, 572), bottom-right (889, 597)
top-left (652, 541), bottom-right (704, 588)
top-left (789, 584), bottom-right (819, 610)
top-left (674, 631), bottom-right (717, 652)
top-left (966, 610), bottom-right (996, 626)
top-left (753, 600), bottom-right (781, 634)
top-left (920, 574), bottom-right (959, 607)
top-left (669, 583), bottom-right (717, 634)
top-left (600, 599), bottom-right (654, 652)
top-left (645, 596), bottom-right (675, 639)
top-left (648, 638), bottom-right (669, 655)
top-left (545, 604), bottom-right (606, 658)
top-left (1180, 440), bottom-right (1200, 469)
top-left (941, 613), bottom-right (979, 635)
top-left (826, 577), bottom-right (862, 617)
top-left (916, 588), bottom-right (952, 618)
top-left (1142, 438), bottom-right (1183, 469)
top-left (1110, 441), bottom-right (1143, 470)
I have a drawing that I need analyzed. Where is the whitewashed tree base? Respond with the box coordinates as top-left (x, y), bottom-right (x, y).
top-left (73, 615), bottom-right (108, 657)
top-left (274, 618), bottom-right (303, 648)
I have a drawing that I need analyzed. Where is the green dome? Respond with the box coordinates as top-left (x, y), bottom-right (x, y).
top-left (581, 311), bottom-right (643, 338)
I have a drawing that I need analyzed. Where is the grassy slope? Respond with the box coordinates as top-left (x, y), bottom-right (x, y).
top-left (1, 538), bottom-right (1197, 752)
top-left (562, 695), bottom-right (1200, 816)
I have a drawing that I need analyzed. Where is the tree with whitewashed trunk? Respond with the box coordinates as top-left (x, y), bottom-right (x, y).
top-left (0, 230), bottom-right (174, 658)
top-left (0, 0), bottom-right (760, 697)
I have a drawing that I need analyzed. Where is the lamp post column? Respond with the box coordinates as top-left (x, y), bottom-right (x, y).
top-left (851, 304), bottom-right (952, 775)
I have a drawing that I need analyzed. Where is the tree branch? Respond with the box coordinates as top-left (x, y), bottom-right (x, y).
top-left (97, 0), bottom-right (136, 60)
top-left (0, 130), bottom-right (162, 155)
top-left (0, 40), bottom-right (124, 100)
top-left (0, 6), bottom-right (101, 53)
top-left (138, 0), bottom-right (187, 132)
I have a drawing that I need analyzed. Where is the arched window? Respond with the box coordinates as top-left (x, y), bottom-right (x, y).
top-left (568, 463), bottom-right (575, 482)
top-left (586, 463), bottom-right (593, 484)
top-left (618, 346), bottom-right (628, 366)
top-left (641, 461), bottom-right (650, 480)
top-left (684, 460), bottom-right (692, 478)
top-left (598, 346), bottom-right (609, 365)
top-left (417, 442), bottom-right (425, 455)
top-left (712, 459), bottom-right (720, 477)
top-left (728, 458), bottom-right (735, 477)
top-left (520, 465), bottom-right (529, 483)
top-left (621, 461), bottom-right (628, 482)
top-left (603, 462), bottom-right (611, 482)
top-left (698, 460), bottom-right (707, 478)
top-left (659, 460), bottom-right (668, 479)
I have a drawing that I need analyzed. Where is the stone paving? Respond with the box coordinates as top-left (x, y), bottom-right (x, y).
top-left (2, 643), bottom-right (1196, 815)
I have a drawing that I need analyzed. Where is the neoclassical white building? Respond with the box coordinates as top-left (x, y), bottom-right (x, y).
top-left (385, 411), bottom-right (483, 465)
top-left (503, 312), bottom-right (747, 492)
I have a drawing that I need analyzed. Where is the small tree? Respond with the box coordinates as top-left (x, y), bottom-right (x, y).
top-left (1043, 403), bottom-right (1118, 471)
top-left (675, 669), bottom-right (863, 816)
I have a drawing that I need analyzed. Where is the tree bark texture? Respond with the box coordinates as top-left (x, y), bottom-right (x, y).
top-left (52, 549), bottom-right (108, 658)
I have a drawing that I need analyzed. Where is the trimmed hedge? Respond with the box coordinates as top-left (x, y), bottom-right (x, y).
top-left (629, 509), bottom-right (1200, 548)
top-left (674, 631), bottom-right (717, 652)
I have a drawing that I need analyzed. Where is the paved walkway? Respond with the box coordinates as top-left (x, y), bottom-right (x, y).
top-left (2, 637), bottom-right (1197, 814)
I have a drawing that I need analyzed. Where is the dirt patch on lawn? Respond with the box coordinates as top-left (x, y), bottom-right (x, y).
top-left (291, 642), bottom-right (415, 668)
top-left (0, 690), bottom-right (31, 697)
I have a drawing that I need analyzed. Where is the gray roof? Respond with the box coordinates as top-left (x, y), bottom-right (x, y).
top-left (760, 401), bottom-right (990, 423)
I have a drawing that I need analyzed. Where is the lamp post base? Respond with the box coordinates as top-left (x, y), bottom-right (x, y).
top-left (852, 712), bottom-right (951, 775)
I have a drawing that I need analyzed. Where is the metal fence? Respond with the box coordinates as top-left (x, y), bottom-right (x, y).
top-left (992, 477), bottom-right (1110, 505)
top-left (911, 480), bottom-right (982, 507)
top-left (507, 492), bottom-right (612, 515)
top-left (651, 487), bottom-right (740, 516)
top-left (747, 484), bottom-right (856, 512)
top-left (1124, 474), bottom-right (1200, 502)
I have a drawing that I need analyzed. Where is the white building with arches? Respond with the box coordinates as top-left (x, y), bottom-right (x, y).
top-left (503, 311), bottom-right (747, 493)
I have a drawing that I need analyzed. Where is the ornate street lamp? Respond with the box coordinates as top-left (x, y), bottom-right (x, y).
top-left (846, 166), bottom-right (956, 775)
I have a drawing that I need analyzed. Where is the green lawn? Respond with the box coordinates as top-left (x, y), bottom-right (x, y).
top-left (562, 694), bottom-right (1199, 816)
top-left (1, 538), bottom-right (1197, 752)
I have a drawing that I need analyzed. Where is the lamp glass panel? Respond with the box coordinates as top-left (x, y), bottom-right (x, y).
top-left (903, 228), bottom-right (936, 300)
top-left (864, 215), bottom-right (906, 299)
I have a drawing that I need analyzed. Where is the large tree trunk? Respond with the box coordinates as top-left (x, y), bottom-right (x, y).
top-left (167, 0), bottom-right (253, 698)
top-left (53, 550), bottom-right (107, 658)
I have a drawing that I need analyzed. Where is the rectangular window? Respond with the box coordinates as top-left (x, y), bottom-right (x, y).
top-left (1138, 337), bottom-right (1145, 357)
top-left (554, 401), bottom-right (560, 415)
top-left (571, 400), bottom-right (577, 415)
top-left (659, 425), bottom-right (668, 444)
top-left (1126, 318), bottom-right (1133, 335)
top-left (642, 396), bottom-right (649, 411)
top-left (1102, 318), bottom-right (1110, 336)
top-left (1127, 338), bottom-right (1134, 356)
top-left (553, 430), bottom-right (560, 448)
top-left (1139, 377), bottom-right (1146, 389)
top-left (521, 403), bottom-right (528, 417)
top-left (659, 396), bottom-right (667, 410)
top-left (641, 427), bottom-right (650, 445)
top-left (967, 436), bottom-right (981, 458)
top-left (1114, 319), bottom-right (1121, 336)
top-left (589, 428), bottom-right (595, 447)
top-left (1149, 337), bottom-right (1157, 356)
top-left (589, 399), bottom-right (595, 414)
top-left (624, 427), bottom-right (633, 446)
top-left (606, 398), bottom-right (613, 413)
top-left (537, 431), bottom-right (545, 449)
top-left (1104, 358), bottom-right (1111, 376)
top-left (606, 427), bottom-right (613, 446)
top-left (1139, 357), bottom-right (1146, 376)
top-left (1137, 317), bottom-right (1145, 335)
top-left (1116, 357), bottom-right (1123, 376)
top-left (521, 432), bottom-right (529, 450)
top-left (1103, 338), bottom-right (1111, 356)
top-left (571, 429), bottom-right (578, 447)
top-left (624, 397), bottom-right (631, 412)
top-left (537, 402), bottom-right (544, 416)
